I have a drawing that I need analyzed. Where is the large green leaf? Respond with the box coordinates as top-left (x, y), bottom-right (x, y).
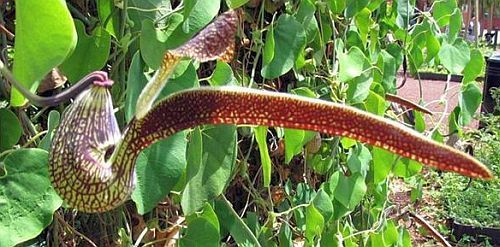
top-left (347, 72), bottom-right (373, 104)
top-left (132, 131), bottom-right (188, 214)
top-left (372, 147), bottom-right (395, 184)
top-left (284, 129), bottom-right (316, 164)
top-left (261, 15), bottom-right (307, 79)
top-left (448, 8), bottom-right (462, 42)
top-left (432, 0), bottom-right (457, 27)
top-left (11, 0), bottom-right (77, 106)
top-left (0, 149), bottom-right (62, 247)
top-left (438, 39), bottom-right (470, 74)
top-left (312, 189), bottom-right (334, 222)
top-left (97, 0), bottom-right (119, 37)
top-left (377, 50), bottom-right (397, 93)
top-left (179, 217), bottom-right (220, 247)
top-left (333, 172), bottom-right (367, 209)
top-left (0, 109), bottom-right (22, 152)
top-left (166, 0), bottom-right (220, 49)
top-left (339, 46), bottom-right (369, 82)
top-left (295, 0), bottom-right (319, 43)
top-left (60, 20), bottom-right (111, 82)
top-left (458, 82), bottom-right (482, 126)
top-left (327, 0), bottom-right (346, 14)
top-left (181, 126), bottom-right (237, 215)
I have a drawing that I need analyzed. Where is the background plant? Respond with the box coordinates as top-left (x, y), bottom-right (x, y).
top-left (0, 0), bottom-right (492, 246)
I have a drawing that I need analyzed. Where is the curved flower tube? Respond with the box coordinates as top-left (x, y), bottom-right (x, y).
top-left (49, 84), bottom-right (493, 212)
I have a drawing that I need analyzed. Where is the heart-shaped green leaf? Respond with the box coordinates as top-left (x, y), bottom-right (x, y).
top-left (0, 149), bottom-right (62, 247)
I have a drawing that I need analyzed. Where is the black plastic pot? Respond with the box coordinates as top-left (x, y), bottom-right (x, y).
top-left (451, 220), bottom-right (500, 244)
top-left (482, 54), bottom-right (500, 115)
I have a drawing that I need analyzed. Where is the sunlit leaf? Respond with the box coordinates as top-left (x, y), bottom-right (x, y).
top-left (11, 0), bottom-right (76, 106)
top-left (459, 82), bottom-right (482, 126)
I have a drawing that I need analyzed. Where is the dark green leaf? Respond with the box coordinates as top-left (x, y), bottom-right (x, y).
top-left (327, 0), bottom-right (346, 14)
top-left (261, 15), bottom-right (307, 79)
top-left (448, 8), bottom-right (462, 42)
top-left (128, 0), bottom-right (172, 32)
top-left (347, 143), bottom-right (371, 177)
top-left (0, 109), bottom-right (22, 151)
top-left (214, 197), bottom-right (261, 247)
top-left (97, 0), bottom-right (119, 37)
top-left (125, 52), bottom-right (148, 122)
top-left (225, 0), bottom-right (249, 8)
top-left (182, 126), bottom-right (237, 215)
top-left (180, 217), bottom-right (220, 247)
top-left (396, 0), bottom-right (412, 29)
top-left (60, 20), bottom-right (111, 82)
top-left (140, 14), bottom-right (183, 69)
top-left (295, 0), bottom-right (319, 43)
top-left (347, 72), bottom-right (373, 104)
top-left (345, 0), bottom-right (368, 18)
top-left (312, 189), bottom-right (334, 222)
top-left (132, 132), bottom-right (187, 214)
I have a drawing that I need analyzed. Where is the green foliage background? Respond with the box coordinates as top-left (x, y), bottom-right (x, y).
top-left (0, 0), bottom-right (494, 246)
